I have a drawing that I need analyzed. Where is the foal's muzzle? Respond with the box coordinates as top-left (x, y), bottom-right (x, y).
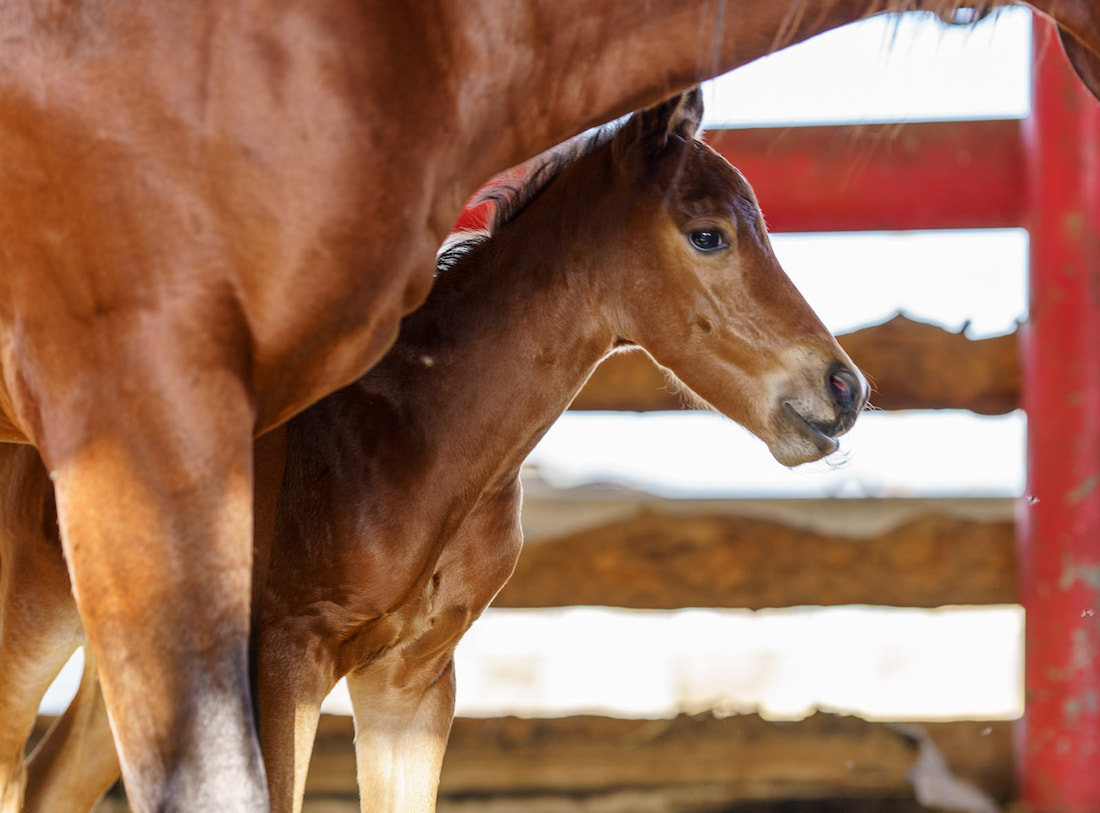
top-left (827, 364), bottom-right (867, 433)
top-left (769, 360), bottom-right (868, 466)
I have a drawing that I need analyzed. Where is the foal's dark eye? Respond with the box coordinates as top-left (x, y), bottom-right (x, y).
top-left (689, 230), bottom-right (726, 252)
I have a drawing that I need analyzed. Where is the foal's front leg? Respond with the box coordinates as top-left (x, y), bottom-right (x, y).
top-left (256, 622), bottom-right (337, 813)
top-left (346, 649), bottom-right (459, 813)
top-left (344, 483), bottom-right (523, 812)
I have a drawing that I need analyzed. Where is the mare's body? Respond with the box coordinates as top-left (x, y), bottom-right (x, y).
top-left (0, 3), bottom-right (1095, 808)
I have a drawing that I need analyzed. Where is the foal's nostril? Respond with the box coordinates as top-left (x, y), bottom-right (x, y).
top-left (829, 367), bottom-right (861, 411)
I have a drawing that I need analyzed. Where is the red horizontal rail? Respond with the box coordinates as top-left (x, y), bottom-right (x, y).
top-left (456, 117), bottom-right (1028, 235)
top-left (706, 118), bottom-right (1027, 233)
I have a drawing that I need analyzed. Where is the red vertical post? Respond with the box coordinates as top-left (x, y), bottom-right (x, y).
top-left (1019, 16), bottom-right (1100, 811)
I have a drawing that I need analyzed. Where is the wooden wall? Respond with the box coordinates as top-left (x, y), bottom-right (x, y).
top-left (573, 313), bottom-right (1018, 415)
top-left (508, 495), bottom-right (1016, 610)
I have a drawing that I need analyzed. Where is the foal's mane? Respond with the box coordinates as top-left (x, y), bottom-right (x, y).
top-left (483, 124), bottom-right (622, 232)
top-left (436, 122), bottom-right (622, 275)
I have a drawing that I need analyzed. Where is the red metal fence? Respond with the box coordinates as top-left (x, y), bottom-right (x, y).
top-left (1020, 19), bottom-right (1100, 811)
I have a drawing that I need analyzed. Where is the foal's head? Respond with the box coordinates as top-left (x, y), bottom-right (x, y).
top-left (569, 89), bottom-right (867, 466)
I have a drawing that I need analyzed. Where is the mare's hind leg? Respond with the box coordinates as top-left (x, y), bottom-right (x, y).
top-left (0, 446), bottom-right (85, 813)
top-left (24, 647), bottom-right (120, 813)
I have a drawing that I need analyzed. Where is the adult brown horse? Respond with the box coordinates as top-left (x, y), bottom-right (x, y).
top-left (1, 90), bottom-right (867, 811)
top-left (0, 2), bottom-right (1096, 810)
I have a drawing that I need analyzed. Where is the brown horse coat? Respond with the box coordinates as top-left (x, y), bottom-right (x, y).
top-left (0, 2), bottom-right (1096, 809)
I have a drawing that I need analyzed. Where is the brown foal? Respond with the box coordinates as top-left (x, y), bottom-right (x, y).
top-left (2, 90), bottom-right (865, 812)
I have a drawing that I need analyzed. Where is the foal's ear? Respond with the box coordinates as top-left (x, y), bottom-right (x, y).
top-left (614, 87), bottom-right (705, 156)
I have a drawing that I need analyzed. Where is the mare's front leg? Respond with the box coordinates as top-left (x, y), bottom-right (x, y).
top-left (15, 324), bottom-right (267, 811)
top-left (22, 427), bottom-right (289, 813)
top-left (0, 447), bottom-right (85, 813)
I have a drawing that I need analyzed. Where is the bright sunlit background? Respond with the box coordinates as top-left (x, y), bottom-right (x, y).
top-left (42, 10), bottom-right (1032, 723)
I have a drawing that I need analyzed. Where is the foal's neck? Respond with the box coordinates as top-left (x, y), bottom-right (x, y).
top-left (377, 199), bottom-right (621, 497)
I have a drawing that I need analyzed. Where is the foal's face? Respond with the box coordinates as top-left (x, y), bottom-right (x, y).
top-left (611, 137), bottom-right (866, 466)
